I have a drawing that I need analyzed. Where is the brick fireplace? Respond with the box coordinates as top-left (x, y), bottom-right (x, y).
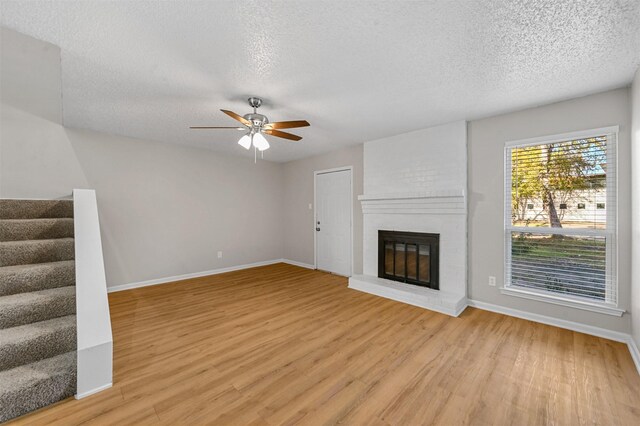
top-left (348, 121), bottom-right (468, 317)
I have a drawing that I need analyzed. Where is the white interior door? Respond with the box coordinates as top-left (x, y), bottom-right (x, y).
top-left (315, 169), bottom-right (351, 276)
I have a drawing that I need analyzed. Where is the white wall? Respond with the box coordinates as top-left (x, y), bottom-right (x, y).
top-left (364, 122), bottom-right (467, 196)
top-left (1, 28), bottom-right (284, 288)
top-left (282, 145), bottom-right (363, 273)
top-left (468, 88), bottom-right (632, 333)
top-left (631, 68), bottom-right (640, 346)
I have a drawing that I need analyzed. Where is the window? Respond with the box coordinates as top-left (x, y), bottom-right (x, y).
top-left (527, 203), bottom-right (534, 209)
top-left (504, 127), bottom-right (619, 315)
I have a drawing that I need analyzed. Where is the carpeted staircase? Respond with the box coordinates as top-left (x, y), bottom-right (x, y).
top-left (0, 199), bottom-right (77, 422)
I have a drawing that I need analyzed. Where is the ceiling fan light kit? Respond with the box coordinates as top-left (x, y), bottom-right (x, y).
top-left (190, 97), bottom-right (310, 162)
top-left (252, 133), bottom-right (270, 151)
top-left (238, 134), bottom-right (252, 150)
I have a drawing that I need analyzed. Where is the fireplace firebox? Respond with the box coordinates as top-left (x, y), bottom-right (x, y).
top-left (378, 230), bottom-right (439, 289)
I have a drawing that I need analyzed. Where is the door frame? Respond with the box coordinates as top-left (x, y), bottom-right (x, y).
top-left (313, 166), bottom-right (354, 277)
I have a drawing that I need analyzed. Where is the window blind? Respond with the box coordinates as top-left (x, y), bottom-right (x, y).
top-left (505, 131), bottom-right (617, 305)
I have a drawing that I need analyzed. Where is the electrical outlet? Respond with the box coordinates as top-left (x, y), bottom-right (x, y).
top-left (217, 251), bottom-right (223, 259)
top-left (488, 276), bottom-right (496, 287)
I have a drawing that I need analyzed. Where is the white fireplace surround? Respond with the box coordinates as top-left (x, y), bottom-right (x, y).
top-left (349, 121), bottom-right (468, 316)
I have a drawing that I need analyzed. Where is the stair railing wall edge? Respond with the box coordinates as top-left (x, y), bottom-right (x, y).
top-left (73, 189), bottom-right (113, 399)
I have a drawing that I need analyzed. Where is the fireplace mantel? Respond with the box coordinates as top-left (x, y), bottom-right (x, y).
top-left (358, 189), bottom-right (466, 215)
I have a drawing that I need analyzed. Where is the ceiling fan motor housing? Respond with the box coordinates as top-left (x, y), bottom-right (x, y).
top-left (245, 97), bottom-right (268, 131)
top-left (244, 113), bottom-right (269, 128)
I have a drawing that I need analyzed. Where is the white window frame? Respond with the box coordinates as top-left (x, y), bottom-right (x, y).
top-left (502, 126), bottom-right (623, 317)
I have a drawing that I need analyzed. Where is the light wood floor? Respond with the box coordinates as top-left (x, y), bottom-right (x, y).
top-left (9, 263), bottom-right (640, 425)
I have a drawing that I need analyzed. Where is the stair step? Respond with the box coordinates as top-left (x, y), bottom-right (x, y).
top-left (0, 351), bottom-right (76, 422)
top-left (0, 261), bottom-right (75, 297)
top-left (0, 238), bottom-right (75, 267)
top-left (0, 199), bottom-right (74, 220)
top-left (0, 315), bottom-right (76, 371)
top-left (0, 287), bottom-right (76, 329)
top-left (0, 218), bottom-right (74, 241)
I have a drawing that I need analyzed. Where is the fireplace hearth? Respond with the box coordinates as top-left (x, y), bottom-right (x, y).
top-left (378, 230), bottom-right (439, 290)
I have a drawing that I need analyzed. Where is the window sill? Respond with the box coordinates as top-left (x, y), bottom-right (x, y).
top-left (500, 286), bottom-right (625, 317)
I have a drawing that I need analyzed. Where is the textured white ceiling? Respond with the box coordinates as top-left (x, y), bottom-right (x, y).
top-left (1, 0), bottom-right (639, 162)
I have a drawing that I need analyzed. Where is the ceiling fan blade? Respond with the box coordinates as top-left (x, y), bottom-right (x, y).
top-left (221, 109), bottom-right (252, 126)
top-left (263, 129), bottom-right (302, 141)
top-left (263, 120), bottom-right (310, 130)
top-left (190, 126), bottom-right (245, 129)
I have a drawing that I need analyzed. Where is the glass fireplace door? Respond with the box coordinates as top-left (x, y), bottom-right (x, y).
top-left (378, 231), bottom-right (439, 289)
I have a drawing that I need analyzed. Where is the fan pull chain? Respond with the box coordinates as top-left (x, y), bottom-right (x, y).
top-left (254, 146), bottom-right (257, 163)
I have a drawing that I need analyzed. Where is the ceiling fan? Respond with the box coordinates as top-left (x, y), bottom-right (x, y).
top-left (190, 97), bottom-right (310, 158)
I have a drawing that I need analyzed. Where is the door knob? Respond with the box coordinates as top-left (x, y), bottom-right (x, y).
top-left (316, 227), bottom-right (321, 231)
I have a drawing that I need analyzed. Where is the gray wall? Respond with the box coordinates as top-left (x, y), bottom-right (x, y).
top-left (1, 28), bottom-right (285, 288)
top-left (631, 68), bottom-right (640, 345)
top-left (468, 88), bottom-right (632, 333)
top-left (282, 145), bottom-right (363, 274)
top-left (0, 27), bottom-right (62, 125)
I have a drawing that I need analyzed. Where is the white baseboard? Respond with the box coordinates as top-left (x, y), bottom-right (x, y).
top-left (75, 382), bottom-right (113, 399)
top-left (467, 299), bottom-right (630, 343)
top-left (108, 259), bottom-right (284, 293)
top-left (281, 259), bottom-right (315, 269)
top-left (107, 259), bottom-right (316, 293)
top-left (628, 336), bottom-right (640, 375)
